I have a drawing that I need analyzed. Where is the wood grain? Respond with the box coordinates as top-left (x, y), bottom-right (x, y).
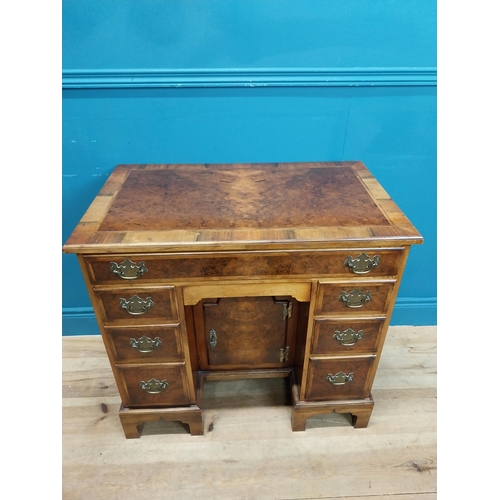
top-left (98, 167), bottom-right (389, 231)
top-left (182, 281), bottom-right (311, 305)
top-left (305, 355), bottom-right (376, 400)
top-left (62, 326), bottom-right (436, 500)
top-left (315, 281), bottom-right (395, 315)
top-left (312, 317), bottom-right (386, 354)
top-left (62, 162), bottom-right (423, 253)
top-left (193, 296), bottom-right (296, 370)
top-left (103, 324), bottom-right (185, 363)
top-left (93, 286), bottom-right (179, 324)
top-left (85, 248), bottom-right (404, 284)
top-left (115, 363), bottom-right (194, 407)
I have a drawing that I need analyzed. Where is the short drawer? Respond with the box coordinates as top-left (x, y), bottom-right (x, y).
top-left (85, 249), bottom-right (403, 284)
top-left (315, 282), bottom-right (395, 316)
top-left (116, 363), bottom-right (194, 407)
top-left (312, 318), bottom-right (385, 355)
top-left (94, 286), bottom-right (178, 324)
top-left (104, 325), bottom-right (185, 363)
top-left (305, 356), bottom-right (376, 401)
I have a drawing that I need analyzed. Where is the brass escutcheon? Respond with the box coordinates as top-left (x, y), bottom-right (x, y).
top-left (120, 295), bottom-right (154, 315)
top-left (110, 258), bottom-right (148, 279)
top-left (326, 372), bottom-right (354, 385)
top-left (130, 336), bottom-right (162, 353)
top-left (209, 328), bottom-right (217, 348)
top-left (339, 289), bottom-right (371, 308)
top-left (139, 378), bottom-right (168, 394)
top-left (344, 253), bottom-right (380, 274)
top-left (333, 328), bottom-right (363, 346)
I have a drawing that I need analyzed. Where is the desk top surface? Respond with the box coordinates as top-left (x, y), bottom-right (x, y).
top-left (63, 162), bottom-right (422, 253)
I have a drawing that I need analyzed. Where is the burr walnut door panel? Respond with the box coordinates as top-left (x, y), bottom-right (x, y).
top-left (193, 296), bottom-right (298, 370)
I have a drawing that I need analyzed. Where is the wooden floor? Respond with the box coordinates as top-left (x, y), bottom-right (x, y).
top-left (62, 326), bottom-right (436, 500)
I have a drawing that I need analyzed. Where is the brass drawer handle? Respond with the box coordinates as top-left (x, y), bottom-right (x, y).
top-left (110, 258), bottom-right (148, 280)
top-left (139, 378), bottom-right (168, 394)
top-left (333, 328), bottom-right (363, 346)
top-left (119, 295), bottom-right (154, 315)
top-left (344, 253), bottom-right (379, 274)
top-left (326, 372), bottom-right (354, 385)
top-left (339, 289), bottom-right (371, 308)
top-left (209, 328), bottom-right (217, 348)
top-left (130, 336), bottom-right (162, 353)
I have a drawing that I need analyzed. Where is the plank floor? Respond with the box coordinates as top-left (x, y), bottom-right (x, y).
top-left (62, 326), bottom-right (437, 500)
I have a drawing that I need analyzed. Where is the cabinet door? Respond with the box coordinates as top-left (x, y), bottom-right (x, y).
top-left (194, 296), bottom-right (297, 370)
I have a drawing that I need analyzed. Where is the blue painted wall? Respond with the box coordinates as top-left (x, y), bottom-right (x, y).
top-left (62, 0), bottom-right (437, 334)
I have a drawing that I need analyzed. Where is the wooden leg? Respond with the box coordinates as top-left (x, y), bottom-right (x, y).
top-left (291, 406), bottom-right (336, 431)
top-left (119, 405), bottom-right (204, 439)
top-left (184, 418), bottom-right (204, 436)
top-left (291, 411), bottom-right (308, 432)
top-left (120, 420), bottom-right (141, 439)
top-left (351, 407), bottom-right (374, 428)
top-left (291, 388), bottom-right (375, 432)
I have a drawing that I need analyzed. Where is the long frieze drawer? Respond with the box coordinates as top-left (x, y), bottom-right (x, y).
top-left (85, 249), bottom-right (403, 283)
top-left (312, 318), bottom-right (386, 355)
top-left (116, 363), bottom-right (194, 408)
top-left (94, 286), bottom-right (178, 324)
top-left (315, 282), bottom-right (395, 315)
top-left (104, 325), bottom-right (185, 363)
top-left (305, 356), bottom-right (376, 401)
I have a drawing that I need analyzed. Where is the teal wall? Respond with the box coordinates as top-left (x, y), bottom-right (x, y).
top-left (62, 0), bottom-right (437, 334)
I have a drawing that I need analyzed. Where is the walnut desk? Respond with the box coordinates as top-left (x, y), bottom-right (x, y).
top-left (63, 162), bottom-right (423, 438)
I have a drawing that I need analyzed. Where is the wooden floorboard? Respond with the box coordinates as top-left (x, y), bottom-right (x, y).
top-left (62, 326), bottom-right (436, 500)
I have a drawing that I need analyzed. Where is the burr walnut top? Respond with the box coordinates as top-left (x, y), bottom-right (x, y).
top-left (63, 162), bottom-right (423, 253)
